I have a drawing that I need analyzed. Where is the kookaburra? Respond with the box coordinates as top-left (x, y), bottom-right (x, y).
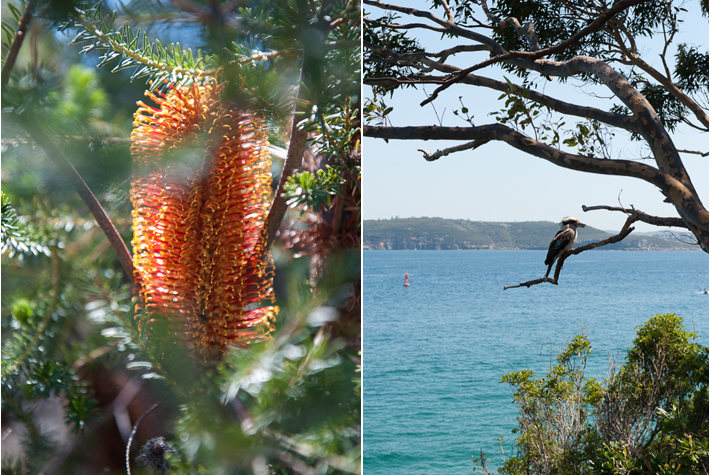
top-left (544, 216), bottom-right (586, 279)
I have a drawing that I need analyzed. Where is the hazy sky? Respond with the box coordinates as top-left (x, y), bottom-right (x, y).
top-left (363, 0), bottom-right (709, 233)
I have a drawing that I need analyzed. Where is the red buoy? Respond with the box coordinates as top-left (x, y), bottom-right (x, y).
top-left (404, 272), bottom-right (410, 287)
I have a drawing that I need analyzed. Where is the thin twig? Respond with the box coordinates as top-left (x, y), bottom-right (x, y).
top-left (1, 0), bottom-right (38, 87)
top-left (582, 204), bottom-right (687, 228)
top-left (677, 149), bottom-right (709, 157)
top-left (125, 394), bottom-right (171, 475)
top-left (263, 107), bottom-right (308, 250)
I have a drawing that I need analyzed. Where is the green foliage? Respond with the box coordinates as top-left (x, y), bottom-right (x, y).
top-left (364, 11), bottom-right (424, 99)
top-left (285, 166), bottom-right (346, 213)
top-left (67, 2), bottom-right (213, 89)
top-left (484, 314), bottom-right (708, 475)
top-left (363, 96), bottom-right (393, 127)
top-left (1, 192), bottom-right (49, 258)
top-left (675, 44), bottom-right (709, 95)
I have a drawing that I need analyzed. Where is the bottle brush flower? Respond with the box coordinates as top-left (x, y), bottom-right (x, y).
top-left (130, 79), bottom-right (277, 360)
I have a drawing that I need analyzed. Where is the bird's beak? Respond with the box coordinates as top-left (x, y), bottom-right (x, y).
top-left (578, 222), bottom-right (587, 228)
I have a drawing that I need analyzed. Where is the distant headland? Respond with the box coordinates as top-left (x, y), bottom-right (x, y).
top-left (363, 217), bottom-right (699, 251)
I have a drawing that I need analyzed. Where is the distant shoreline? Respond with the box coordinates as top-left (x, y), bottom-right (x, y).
top-left (363, 248), bottom-right (701, 251)
top-left (363, 217), bottom-right (699, 251)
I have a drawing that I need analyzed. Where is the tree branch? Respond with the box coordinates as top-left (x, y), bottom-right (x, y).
top-left (364, 1), bottom-right (708, 251)
top-left (433, 44), bottom-right (488, 61)
top-left (417, 139), bottom-right (490, 161)
top-left (364, 45), bottom-right (642, 135)
top-left (421, 0), bottom-right (652, 106)
top-left (363, 17), bottom-right (448, 34)
top-left (125, 395), bottom-right (170, 475)
top-left (263, 10), bottom-right (330, 250)
top-left (677, 149), bottom-right (709, 157)
top-left (406, 53), bottom-right (703, 214)
top-left (263, 99), bottom-right (308, 251)
top-left (365, 121), bottom-right (708, 251)
top-left (364, 0), bottom-right (502, 51)
top-left (1, 0), bottom-right (38, 88)
top-left (504, 217), bottom-right (636, 289)
top-left (609, 27), bottom-right (709, 129)
top-left (439, 0), bottom-right (454, 23)
top-left (581, 204), bottom-right (687, 228)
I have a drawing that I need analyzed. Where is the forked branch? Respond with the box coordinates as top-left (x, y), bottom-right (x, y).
top-left (503, 216), bottom-right (636, 290)
top-left (582, 204), bottom-right (687, 228)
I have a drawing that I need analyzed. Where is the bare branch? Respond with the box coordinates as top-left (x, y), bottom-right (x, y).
top-left (433, 44), bottom-right (488, 61)
top-left (125, 395), bottom-right (170, 475)
top-left (440, 0), bottom-right (455, 23)
top-left (364, 122), bottom-right (708, 235)
top-left (582, 204), bottom-right (688, 228)
top-left (417, 139), bottom-right (490, 161)
top-left (364, 17), bottom-right (448, 34)
top-left (503, 276), bottom-right (554, 290)
top-left (504, 218), bottom-right (637, 290)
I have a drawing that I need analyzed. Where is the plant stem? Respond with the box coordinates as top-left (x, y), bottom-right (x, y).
top-left (263, 62), bottom-right (311, 250)
top-left (1, 0), bottom-right (38, 87)
top-left (25, 124), bottom-right (135, 285)
top-left (125, 395), bottom-right (170, 475)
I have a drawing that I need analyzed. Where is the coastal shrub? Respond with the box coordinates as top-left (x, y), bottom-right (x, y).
top-left (478, 314), bottom-right (708, 475)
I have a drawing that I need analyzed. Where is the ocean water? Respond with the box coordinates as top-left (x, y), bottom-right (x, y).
top-left (363, 250), bottom-right (709, 475)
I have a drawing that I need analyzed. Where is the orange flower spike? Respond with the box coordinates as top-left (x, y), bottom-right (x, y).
top-left (130, 80), bottom-right (277, 360)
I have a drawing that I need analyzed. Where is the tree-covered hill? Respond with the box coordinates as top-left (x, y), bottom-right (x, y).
top-left (363, 217), bottom-right (698, 250)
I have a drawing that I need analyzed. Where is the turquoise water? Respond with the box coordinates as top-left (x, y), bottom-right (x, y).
top-left (363, 250), bottom-right (709, 475)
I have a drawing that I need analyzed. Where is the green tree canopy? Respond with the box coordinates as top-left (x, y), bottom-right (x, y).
top-left (363, 0), bottom-right (708, 263)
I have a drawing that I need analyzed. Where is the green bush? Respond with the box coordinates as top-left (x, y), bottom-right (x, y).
top-left (481, 314), bottom-right (708, 475)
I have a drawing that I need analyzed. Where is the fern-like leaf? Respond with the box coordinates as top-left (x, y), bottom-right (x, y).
top-left (66, 3), bottom-right (214, 89)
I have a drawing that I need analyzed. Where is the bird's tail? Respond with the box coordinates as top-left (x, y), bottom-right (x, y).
top-left (544, 263), bottom-right (553, 280)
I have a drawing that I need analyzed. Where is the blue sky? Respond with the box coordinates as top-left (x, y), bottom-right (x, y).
top-left (363, 0), bottom-right (709, 233)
